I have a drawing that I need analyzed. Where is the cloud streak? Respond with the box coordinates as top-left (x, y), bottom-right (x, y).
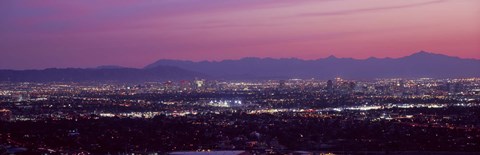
top-left (298, 0), bottom-right (446, 17)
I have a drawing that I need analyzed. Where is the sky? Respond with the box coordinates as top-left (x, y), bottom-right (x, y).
top-left (0, 0), bottom-right (479, 69)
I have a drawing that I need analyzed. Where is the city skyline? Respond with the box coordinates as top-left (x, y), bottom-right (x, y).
top-left (1, 77), bottom-right (480, 154)
top-left (1, 0), bottom-right (479, 69)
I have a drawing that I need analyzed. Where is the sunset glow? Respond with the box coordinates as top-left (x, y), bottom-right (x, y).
top-left (1, 0), bottom-right (479, 69)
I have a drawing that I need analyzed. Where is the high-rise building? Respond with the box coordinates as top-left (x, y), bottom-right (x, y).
top-left (194, 79), bottom-right (206, 90)
top-left (279, 80), bottom-right (286, 90)
top-left (326, 80), bottom-right (334, 93)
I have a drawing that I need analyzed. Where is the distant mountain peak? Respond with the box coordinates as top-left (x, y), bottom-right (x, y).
top-left (325, 55), bottom-right (338, 59)
top-left (411, 50), bottom-right (440, 56)
top-left (417, 50), bottom-right (429, 54)
top-left (405, 51), bottom-right (452, 59)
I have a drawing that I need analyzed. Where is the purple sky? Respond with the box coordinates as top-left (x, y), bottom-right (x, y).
top-left (1, 0), bottom-right (479, 69)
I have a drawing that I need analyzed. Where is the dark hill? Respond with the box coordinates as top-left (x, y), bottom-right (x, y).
top-left (0, 66), bottom-right (204, 82)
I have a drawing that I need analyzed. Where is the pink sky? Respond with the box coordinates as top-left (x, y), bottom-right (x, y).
top-left (0, 0), bottom-right (479, 69)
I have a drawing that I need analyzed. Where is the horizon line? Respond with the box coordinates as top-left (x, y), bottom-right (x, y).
top-left (1, 51), bottom-right (479, 70)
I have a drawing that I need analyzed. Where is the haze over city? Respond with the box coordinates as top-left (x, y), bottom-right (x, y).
top-left (1, 0), bottom-right (479, 69)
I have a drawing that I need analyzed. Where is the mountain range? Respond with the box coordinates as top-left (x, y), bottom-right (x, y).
top-left (146, 51), bottom-right (480, 80)
top-left (1, 51), bottom-right (479, 82)
top-left (0, 66), bottom-right (203, 82)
